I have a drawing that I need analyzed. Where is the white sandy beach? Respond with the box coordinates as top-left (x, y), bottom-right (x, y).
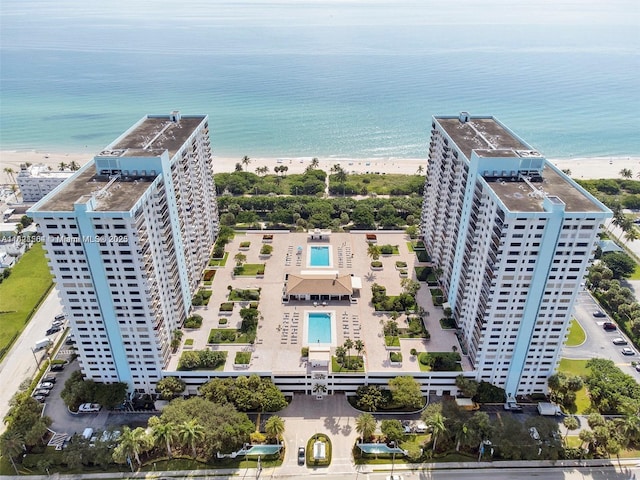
top-left (1, 149), bottom-right (639, 185)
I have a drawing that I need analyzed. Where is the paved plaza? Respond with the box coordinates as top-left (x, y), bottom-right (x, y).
top-left (166, 231), bottom-right (463, 375)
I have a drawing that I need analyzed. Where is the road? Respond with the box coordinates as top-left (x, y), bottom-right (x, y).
top-left (0, 286), bottom-right (64, 434)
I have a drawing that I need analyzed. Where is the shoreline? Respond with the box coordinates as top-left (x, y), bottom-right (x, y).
top-left (2, 149), bottom-right (640, 184)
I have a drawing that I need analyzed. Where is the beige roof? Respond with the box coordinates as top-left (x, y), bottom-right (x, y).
top-left (286, 273), bottom-right (353, 296)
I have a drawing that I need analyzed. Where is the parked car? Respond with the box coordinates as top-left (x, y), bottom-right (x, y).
top-left (78, 403), bottom-right (101, 413)
top-left (603, 322), bottom-right (617, 331)
top-left (612, 337), bottom-right (628, 345)
top-left (592, 310), bottom-right (606, 318)
top-left (529, 427), bottom-right (540, 441)
top-left (33, 395), bottom-right (47, 403)
top-left (41, 375), bottom-right (57, 383)
top-left (621, 348), bottom-right (636, 356)
top-left (45, 326), bottom-right (61, 335)
top-left (297, 447), bottom-right (305, 465)
top-left (33, 389), bottom-right (50, 397)
top-left (54, 314), bottom-right (66, 321)
top-left (635, 364), bottom-right (640, 372)
top-left (38, 382), bottom-right (54, 390)
top-left (49, 363), bottom-right (65, 372)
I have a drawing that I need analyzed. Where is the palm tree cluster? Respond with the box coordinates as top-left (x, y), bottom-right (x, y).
top-left (610, 202), bottom-right (640, 244)
top-left (334, 337), bottom-right (365, 370)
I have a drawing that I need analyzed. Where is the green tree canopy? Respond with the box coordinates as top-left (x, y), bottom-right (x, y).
top-left (388, 376), bottom-right (423, 409)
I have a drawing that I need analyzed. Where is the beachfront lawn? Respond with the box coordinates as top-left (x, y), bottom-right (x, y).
top-left (0, 243), bottom-right (53, 359)
top-left (209, 252), bottom-right (229, 267)
top-left (566, 319), bottom-right (586, 346)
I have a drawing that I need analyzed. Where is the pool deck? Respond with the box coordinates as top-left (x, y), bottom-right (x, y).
top-left (166, 231), bottom-right (464, 374)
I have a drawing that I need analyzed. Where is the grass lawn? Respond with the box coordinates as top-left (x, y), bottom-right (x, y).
top-left (566, 319), bottom-right (586, 346)
top-left (209, 252), bottom-right (229, 267)
top-left (0, 243), bottom-right (53, 359)
top-left (331, 355), bottom-right (365, 373)
top-left (565, 436), bottom-right (582, 448)
top-left (630, 263), bottom-right (640, 280)
top-left (558, 358), bottom-right (591, 414)
top-left (228, 289), bottom-right (261, 301)
top-left (234, 263), bottom-right (265, 276)
top-left (208, 328), bottom-right (253, 344)
top-left (406, 242), bottom-right (415, 252)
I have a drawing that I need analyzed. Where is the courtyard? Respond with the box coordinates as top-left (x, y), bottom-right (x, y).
top-left (166, 231), bottom-right (464, 377)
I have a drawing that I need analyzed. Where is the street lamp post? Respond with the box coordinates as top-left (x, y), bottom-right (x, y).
top-left (256, 455), bottom-right (262, 479)
top-left (30, 347), bottom-right (39, 368)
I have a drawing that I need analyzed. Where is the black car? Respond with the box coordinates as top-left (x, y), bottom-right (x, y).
top-left (45, 326), bottom-right (61, 335)
top-left (603, 322), bottom-right (617, 331)
top-left (49, 364), bottom-right (65, 372)
top-left (593, 310), bottom-right (606, 318)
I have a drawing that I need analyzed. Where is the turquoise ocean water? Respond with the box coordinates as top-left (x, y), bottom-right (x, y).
top-left (1, 0), bottom-right (639, 158)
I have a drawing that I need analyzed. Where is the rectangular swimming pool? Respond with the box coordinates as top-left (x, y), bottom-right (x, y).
top-left (306, 312), bottom-right (333, 345)
top-left (308, 245), bottom-right (331, 267)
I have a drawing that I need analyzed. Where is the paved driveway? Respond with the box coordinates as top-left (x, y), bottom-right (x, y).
top-left (278, 393), bottom-right (360, 476)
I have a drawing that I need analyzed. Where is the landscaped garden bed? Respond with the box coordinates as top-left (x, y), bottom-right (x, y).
top-left (417, 352), bottom-right (462, 372)
top-left (202, 269), bottom-right (216, 285)
top-left (260, 244), bottom-right (273, 256)
top-left (177, 350), bottom-right (227, 370)
top-left (239, 241), bottom-right (251, 250)
top-left (208, 328), bottom-right (253, 344)
top-left (430, 287), bottom-right (444, 306)
top-left (233, 263), bottom-right (266, 276)
top-left (184, 314), bottom-right (203, 329)
top-left (439, 317), bottom-right (457, 329)
top-left (209, 252), bottom-right (229, 267)
top-left (228, 288), bottom-right (261, 302)
top-left (192, 289), bottom-right (212, 306)
top-left (306, 433), bottom-right (332, 467)
top-left (379, 244), bottom-right (400, 255)
top-left (262, 234), bottom-right (273, 242)
top-left (389, 351), bottom-right (403, 364)
top-left (332, 355), bottom-right (365, 373)
top-left (234, 351), bottom-right (252, 367)
top-left (219, 302), bottom-right (234, 313)
top-left (370, 261), bottom-right (383, 270)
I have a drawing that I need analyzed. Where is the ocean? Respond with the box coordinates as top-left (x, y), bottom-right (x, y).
top-left (1, 0), bottom-right (639, 158)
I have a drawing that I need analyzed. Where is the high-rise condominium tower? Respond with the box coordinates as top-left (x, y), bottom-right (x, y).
top-left (421, 113), bottom-right (610, 398)
top-left (29, 112), bottom-right (218, 392)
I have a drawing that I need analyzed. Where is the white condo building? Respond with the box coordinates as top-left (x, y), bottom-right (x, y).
top-left (421, 113), bottom-right (611, 398)
top-left (17, 164), bottom-right (74, 202)
top-left (29, 112), bottom-right (218, 392)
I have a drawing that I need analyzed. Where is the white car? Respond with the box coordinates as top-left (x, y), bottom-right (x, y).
top-left (78, 403), bottom-right (101, 413)
top-left (529, 427), bottom-right (540, 441)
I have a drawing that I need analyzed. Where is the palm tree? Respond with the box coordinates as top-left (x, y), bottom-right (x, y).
top-left (615, 414), bottom-right (640, 447)
top-left (563, 416), bottom-right (580, 442)
top-left (0, 431), bottom-right (24, 475)
top-left (354, 339), bottom-right (365, 359)
top-left (310, 157), bottom-right (320, 169)
top-left (355, 413), bottom-right (377, 442)
top-left (454, 422), bottom-right (469, 451)
top-left (416, 165), bottom-right (424, 175)
top-left (3, 167), bottom-right (15, 183)
top-left (255, 166), bottom-right (269, 176)
top-left (241, 155), bottom-right (251, 171)
top-left (426, 412), bottom-right (447, 452)
top-left (620, 168), bottom-right (633, 179)
top-left (69, 161), bottom-right (80, 171)
top-left (178, 419), bottom-right (205, 458)
top-left (624, 227), bottom-right (639, 244)
top-left (151, 422), bottom-right (176, 457)
top-left (367, 242), bottom-right (381, 260)
top-left (335, 346), bottom-right (346, 364)
top-left (264, 415), bottom-right (285, 443)
top-left (10, 184), bottom-right (19, 201)
top-left (58, 162), bottom-right (68, 171)
top-left (344, 338), bottom-right (354, 360)
top-left (117, 426), bottom-right (149, 466)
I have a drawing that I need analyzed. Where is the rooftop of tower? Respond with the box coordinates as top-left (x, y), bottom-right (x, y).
top-left (434, 115), bottom-right (609, 213)
top-left (31, 114), bottom-right (207, 213)
top-left (435, 117), bottom-right (529, 158)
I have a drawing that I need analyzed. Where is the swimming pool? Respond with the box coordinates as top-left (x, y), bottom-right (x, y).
top-left (306, 312), bottom-right (333, 345)
top-left (308, 245), bottom-right (331, 267)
